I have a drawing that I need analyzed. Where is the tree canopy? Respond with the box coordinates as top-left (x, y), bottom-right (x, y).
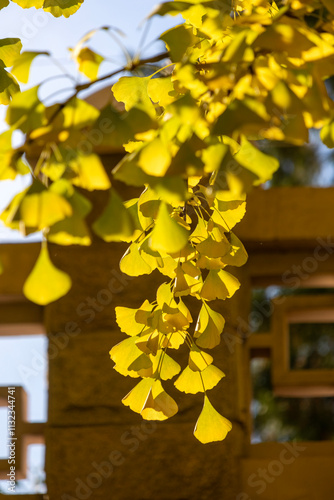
top-left (1, 0), bottom-right (334, 443)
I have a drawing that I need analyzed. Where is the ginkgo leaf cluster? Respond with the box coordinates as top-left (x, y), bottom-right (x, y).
top-left (1, 0), bottom-right (334, 443)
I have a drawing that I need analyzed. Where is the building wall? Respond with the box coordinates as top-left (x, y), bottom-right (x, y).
top-left (1, 186), bottom-right (334, 499)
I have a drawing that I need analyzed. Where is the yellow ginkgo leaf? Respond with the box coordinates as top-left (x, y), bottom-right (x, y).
top-left (110, 337), bottom-right (152, 378)
top-left (202, 143), bottom-right (229, 174)
top-left (43, 0), bottom-right (84, 18)
top-left (221, 232), bottom-right (248, 267)
top-left (138, 137), bottom-right (171, 177)
top-left (234, 136), bottom-right (279, 187)
top-left (152, 350), bottom-right (181, 380)
top-left (0, 37), bottom-right (22, 68)
top-left (73, 47), bottom-right (104, 81)
top-left (20, 188), bottom-right (72, 231)
top-left (173, 264), bottom-right (202, 297)
top-left (196, 230), bottom-right (230, 259)
top-left (135, 329), bottom-right (161, 355)
top-left (112, 76), bottom-right (156, 117)
top-left (11, 0), bottom-right (43, 8)
top-left (122, 378), bottom-right (155, 414)
top-left (93, 190), bottom-right (134, 242)
top-left (194, 395), bottom-right (232, 444)
top-left (141, 380), bottom-right (178, 420)
top-left (69, 153), bottom-right (111, 191)
top-left (147, 76), bottom-right (176, 107)
top-left (163, 306), bottom-right (190, 330)
top-left (115, 300), bottom-right (151, 336)
top-left (6, 86), bottom-right (46, 134)
top-left (11, 51), bottom-right (48, 84)
top-left (23, 245), bottom-right (72, 305)
top-left (212, 191), bottom-right (246, 231)
top-left (178, 299), bottom-right (193, 324)
top-left (174, 364), bottom-right (224, 394)
top-left (168, 330), bottom-right (186, 349)
top-left (120, 243), bottom-right (153, 277)
top-left (150, 202), bottom-right (189, 254)
top-left (0, 68), bottom-right (19, 105)
top-left (47, 213), bottom-right (91, 246)
top-left (196, 255), bottom-right (225, 270)
top-left (156, 281), bottom-right (174, 308)
top-left (194, 303), bottom-right (225, 349)
top-left (200, 269), bottom-right (240, 301)
top-left (189, 344), bottom-right (213, 372)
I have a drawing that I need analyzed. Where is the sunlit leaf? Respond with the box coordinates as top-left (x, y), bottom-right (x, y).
top-left (23, 245), bottom-right (72, 305)
top-left (0, 68), bottom-right (19, 104)
top-left (161, 24), bottom-right (198, 62)
top-left (19, 182), bottom-right (73, 230)
top-left (0, 130), bottom-right (30, 180)
top-left (188, 344), bottom-right (213, 372)
top-left (11, 0), bottom-right (43, 7)
top-left (93, 189), bottom-right (134, 242)
top-left (201, 269), bottom-right (240, 301)
top-left (197, 228), bottom-right (230, 259)
top-left (138, 137), bottom-right (171, 177)
top-left (110, 337), bottom-right (152, 378)
top-left (68, 152), bottom-right (111, 191)
top-left (202, 143), bottom-right (229, 174)
top-left (221, 232), bottom-right (248, 267)
top-left (194, 395), bottom-right (232, 444)
top-left (174, 364), bottom-right (224, 394)
top-left (0, 38), bottom-right (22, 67)
top-left (43, 0), bottom-right (84, 17)
top-left (233, 137), bottom-right (279, 188)
top-left (168, 330), bottom-right (186, 349)
top-left (34, 98), bottom-right (99, 140)
top-left (164, 306), bottom-right (190, 330)
top-left (194, 303), bottom-right (225, 349)
top-left (135, 328), bottom-right (161, 355)
top-left (150, 202), bottom-right (189, 254)
top-left (113, 76), bottom-right (156, 117)
top-left (147, 76), bottom-right (176, 107)
top-left (122, 378), bottom-right (154, 413)
top-left (120, 243), bottom-right (152, 276)
top-left (47, 213), bottom-right (91, 246)
top-left (213, 98), bottom-right (270, 137)
top-left (72, 47), bottom-right (104, 80)
top-left (141, 379), bottom-right (178, 420)
top-left (321, 119), bottom-right (334, 148)
top-left (211, 191), bottom-right (246, 231)
top-left (173, 263), bottom-right (202, 297)
top-left (11, 51), bottom-right (48, 84)
top-left (115, 300), bottom-right (152, 337)
top-left (6, 86), bottom-right (46, 133)
top-left (152, 350), bottom-right (181, 380)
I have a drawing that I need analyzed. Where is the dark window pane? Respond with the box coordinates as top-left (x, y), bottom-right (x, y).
top-left (289, 323), bottom-right (334, 370)
top-left (251, 358), bottom-right (334, 443)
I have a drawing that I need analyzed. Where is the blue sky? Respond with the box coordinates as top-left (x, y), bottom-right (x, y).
top-left (0, 0), bottom-right (180, 100)
top-left (0, 0), bottom-right (180, 242)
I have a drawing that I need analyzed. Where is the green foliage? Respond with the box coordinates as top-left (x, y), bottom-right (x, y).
top-left (2, 0), bottom-right (334, 443)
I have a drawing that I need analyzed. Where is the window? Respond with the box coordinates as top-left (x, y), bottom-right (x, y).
top-left (248, 287), bottom-right (334, 443)
top-left (0, 298), bottom-right (47, 496)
